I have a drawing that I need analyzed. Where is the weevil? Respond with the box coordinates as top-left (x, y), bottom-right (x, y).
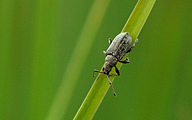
top-left (93, 32), bottom-right (138, 96)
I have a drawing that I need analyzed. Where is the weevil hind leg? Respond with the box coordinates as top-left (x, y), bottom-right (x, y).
top-left (93, 69), bottom-right (104, 77)
top-left (109, 38), bottom-right (112, 44)
top-left (132, 38), bottom-right (138, 48)
top-left (107, 75), bottom-right (117, 96)
top-left (119, 58), bottom-right (130, 64)
top-left (127, 38), bottom-right (139, 53)
top-left (135, 38), bottom-right (139, 44)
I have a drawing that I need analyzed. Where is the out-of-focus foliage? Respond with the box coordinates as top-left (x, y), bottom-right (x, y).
top-left (0, 0), bottom-right (191, 120)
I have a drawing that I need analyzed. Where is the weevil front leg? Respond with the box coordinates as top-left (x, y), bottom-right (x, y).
top-left (127, 38), bottom-right (138, 53)
top-left (93, 69), bottom-right (104, 77)
top-left (107, 75), bottom-right (117, 96)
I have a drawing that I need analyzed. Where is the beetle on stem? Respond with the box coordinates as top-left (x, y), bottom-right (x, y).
top-left (93, 32), bottom-right (138, 96)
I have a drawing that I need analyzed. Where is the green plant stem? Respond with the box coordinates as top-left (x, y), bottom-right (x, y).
top-left (73, 0), bottom-right (156, 120)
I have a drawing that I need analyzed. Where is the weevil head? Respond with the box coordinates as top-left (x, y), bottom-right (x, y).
top-left (103, 55), bottom-right (117, 75)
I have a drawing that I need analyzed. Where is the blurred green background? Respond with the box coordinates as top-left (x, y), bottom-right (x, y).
top-left (1, 0), bottom-right (192, 120)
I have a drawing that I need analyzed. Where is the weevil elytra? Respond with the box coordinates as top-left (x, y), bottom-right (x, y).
top-left (93, 32), bottom-right (138, 96)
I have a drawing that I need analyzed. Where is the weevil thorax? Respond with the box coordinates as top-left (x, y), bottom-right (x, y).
top-left (103, 55), bottom-right (118, 75)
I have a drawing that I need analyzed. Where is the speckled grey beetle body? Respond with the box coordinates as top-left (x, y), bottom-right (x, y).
top-left (93, 32), bottom-right (138, 96)
top-left (103, 32), bottom-right (132, 75)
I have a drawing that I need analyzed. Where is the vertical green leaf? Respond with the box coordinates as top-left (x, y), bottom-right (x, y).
top-left (73, 0), bottom-right (156, 119)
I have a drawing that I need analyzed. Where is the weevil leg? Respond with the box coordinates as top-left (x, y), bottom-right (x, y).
top-left (127, 38), bottom-right (138, 53)
top-left (107, 75), bottom-right (117, 96)
top-left (114, 66), bottom-right (120, 75)
top-left (108, 73), bottom-right (119, 77)
top-left (119, 58), bottom-right (130, 64)
top-left (108, 66), bottom-right (120, 77)
top-left (103, 51), bottom-right (107, 56)
top-left (93, 69), bottom-right (104, 77)
top-left (109, 38), bottom-right (112, 45)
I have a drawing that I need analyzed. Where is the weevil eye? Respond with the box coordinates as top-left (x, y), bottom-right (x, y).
top-left (102, 67), bottom-right (105, 71)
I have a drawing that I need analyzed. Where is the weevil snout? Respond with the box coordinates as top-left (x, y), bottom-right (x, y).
top-left (103, 55), bottom-right (118, 74)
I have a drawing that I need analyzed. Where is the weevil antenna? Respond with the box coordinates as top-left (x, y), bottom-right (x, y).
top-left (107, 75), bottom-right (117, 96)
